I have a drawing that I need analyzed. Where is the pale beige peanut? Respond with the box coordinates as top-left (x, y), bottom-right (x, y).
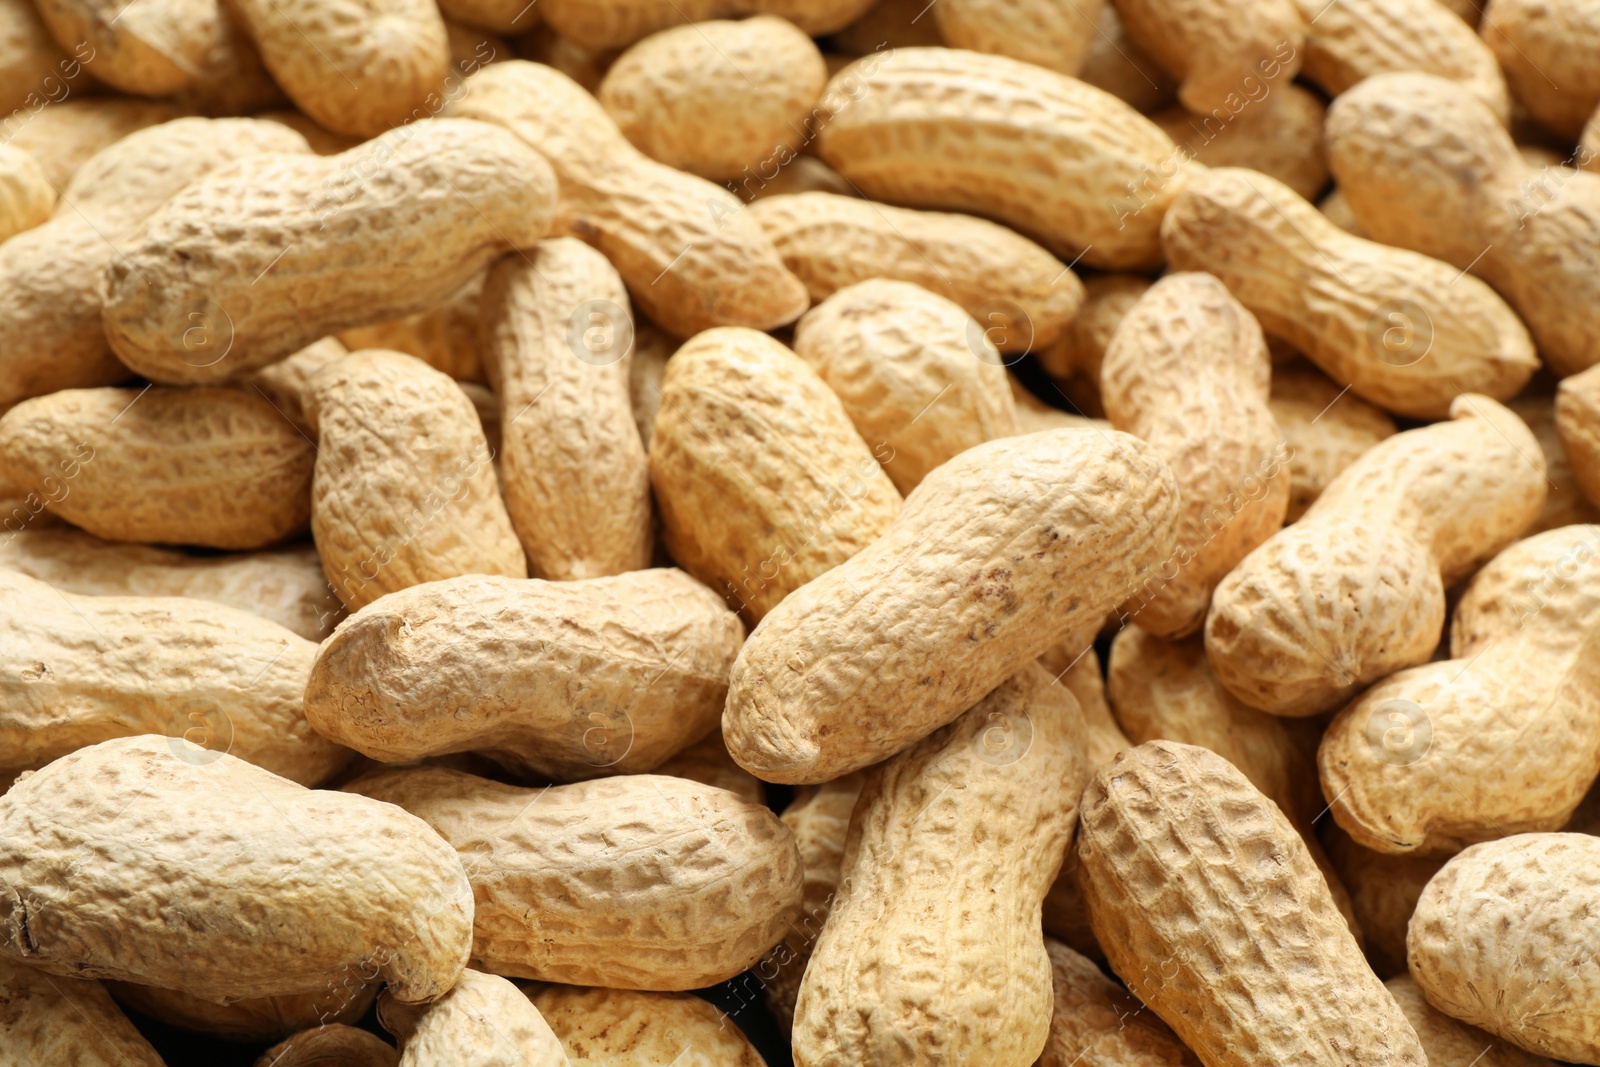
top-left (0, 568), bottom-right (349, 786)
top-left (339, 274), bottom-right (486, 384)
top-left (107, 982), bottom-right (377, 1043)
top-left (1076, 1), bottom-right (1176, 112)
top-left (1512, 392), bottom-right (1600, 532)
top-left (1161, 167), bottom-right (1538, 418)
top-left (794, 664), bottom-right (1087, 1067)
top-left (239, 336), bottom-right (351, 437)
top-left (1205, 395), bottom-right (1545, 716)
top-left (1293, 0), bottom-right (1509, 121)
top-left (1324, 823), bottom-right (1445, 980)
top-left (1101, 272), bottom-right (1289, 637)
top-left (481, 239), bottom-right (651, 579)
top-left (0, 116), bottom-right (310, 411)
top-left (0, 145), bottom-right (52, 243)
top-left (32, 0), bottom-right (217, 95)
top-left (345, 766), bottom-right (802, 990)
top-left (0, 0), bottom-right (75, 115)
top-left (304, 569), bottom-right (743, 781)
top-left (253, 1026), bottom-right (399, 1067)
top-left (1557, 364), bottom-right (1600, 508)
top-left (0, 528), bottom-right (341, 641)
top-left (1325, 73), bottom-right (1600, 378)
top-left (653, 729), bottom-right (764, 805)
top-left (649, 326), bottom-right (900, 624)
top-left (1042, 850), bottom-right (1104, 964)
top-left (0, 957), bottom-right (164, 1067)
top-left (792, 279), bottom-right (1018, 494)
top-left (101, 119), bottom-right (557, 385)
top-left (1386, 975), bottom-right (1555, 1067)
top-left (723, 427), bottom-right (1178, 784)
top-left (599, 17), bottom-right (825, 181)
top-left (934, 0), bottom-right (1103, 76)
top-left (228, 0), bottom-right (448, 137)
top-left (0, 97), bottom-right (179, 188)
top-left (447, 61), bottom-right (808, 338)
top-left (310, 351), bottom-right (523, 611)
top-left (1036, 939), bottom-right (1200, 1067)
top-left (749, 191), bottom-right (1084, 353)
top-left (0, 735), bottom-right (472, 1003)
top-left (540, 0), bottom-right (873, 51)
top-left (526, 985), bottom-right (767, 1066)
top-left (1321, 525), bottom-right (1600, 855)
top-left (815, 47), bottom-right (1194, 269)
top-left (1079, 741), bottom-right (1426, 1067)
top-left (1267, 362), bottom-right (1396, 523)
top-left (162, 4), bottom-right (286, 117)
top-left (0, 386), bottom-right (314, 550)
top-left (1112, 0), bottom-right (1304, 114)
top-left (1480, 0), bottom-right (1600, 138)
top-left (379, 969), bottom-right (566, 1067)
top-left (1153, 84), bottom-right (1328, 201)
top-left (1409, 833), bottom-right (1600, 1063)
top-left (1036, 273), bottom-right (1151, 418)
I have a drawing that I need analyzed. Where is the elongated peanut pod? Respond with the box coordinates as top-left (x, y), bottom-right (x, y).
top-left (1152, 85), bottom-right (1328, 202)
top-left (794, 664), bottom-right (1087, 1067)
top-left (724, 427), bottom-right (1178, 784)
top-left (33, 0), bottom-right (217, 95)
top-left (0, 957), bottom-right (165, 1067)
top-left (1036, 939), bottom-right (1199, 1067)
top-left (526, 985), bottom-right (768, 1065)
top-left (1385, 975), bottom-right (1555, 1067)
top-left (102, 119), bottom-right (557, 385)
top-left (1113, 0), bottom-right (1304, 114)
top-left (254, 1026), bottom-right (399, 1067)
top-left (540, 0), bottom-right (874, 50)
top-left (1511, 393), bottom-right (1600, 534)
top-left (481, 239), bottom-right (651, 579)
top-left (378, 969), bottom-right (566, 1066)
top-left (934, 0), bottom-right (1104, 75)
top-left (1079, 741), bottom-right (1426, 1067)
top-left (1480, 0), bottom-right (1600, 138)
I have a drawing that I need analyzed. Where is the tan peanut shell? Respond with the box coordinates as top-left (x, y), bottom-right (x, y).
top-left (599, 17), bottom-right (825, 181)
top-left (1385, 975), bottom-right (1554, 1067)
top-left (793, 664), bottom-right (1088, 1067)
top-left (340, 274), bottom-right (486, 384)
top-left (1558, 364), bottom-right (1600, 508)
top-left (0, 0), bottom-right (72, 115)
top-left (650, 326), bottom-right (900, 623)
top-left (33, 0), bottom-right (215, 95)
top-left (749, 191), bottom-right (1084, 353)
top-left (1076, 1), bottom-right (1176, 113)
top-left (1042, 643), bottom-right (1129, 773)
top-left (164, 5), bottom-right (287, 118)
top-left (1114, 0), bottom-right (1303, 114)
top-left (0, 957), bottom-right (164, 1067)
top-left (0, 116), bottom-right (309, 411)
top-left (1153, 84), bottom-right (1328, 201)
top-left (1161, 167), bottom-right (1538, 418)
top-left (0, 385), bottom-right (313, 550)
top-left (653, 729), bottom-right (764, 805)
top-left (1321, 525), bottom-right (1600, 854)
top-left (1324, 824), bottom-right (1445, 979)
top-left (439, 0), bottom-right (539, 33)
top-left (254, 1026), bottom-right (399, 1067)
top-left (1101, 272), bottom-right (1289, 637)
top-left (228, 0), bottom-right (448, 137)
top-left (1206, 395), bottom-right (1545, 716)
top-left (1409, 833), bottom-right (1600, 1063)
top-left (1513, 392), bottom-right (1600, 532)
top-left (540, 0), bottom-right (872, 51)
top-left (1267, 362), bottom-right (1396, 523)
top-left (108, 981), bottom-right (377, 1043)
top-left (0, 144), bottom-right (52, 244)
top-left (1318, 186), bottom-right (1364, 235)
top-left (513, 25), bottom-right (617, 92)
top-left (1036, 939), bottom-right (1199, 1067)
top-left (1036, 272), bottom-right (1151, 417)
top-left (0, 735), bottom-right (472, 1002)
top-left (933, 0), bottom-right (1102, 75)
top-left (0, 568), bottom-right (349, 786)
top-left (815, 47), bottom-right (1193, 270)
top-left (526, 984), bottom-right (766, 1066)
top-left (259, 109), bottom-right (363, 155)
top-left (731, 154), bottom-right (854, 203)
top-left (792, 279), bottom-right (1019, 493)
top-left (723, 427), bottom-right (1178, 783)
top-left (345, 766), bottom-right (802, 990)
top-left (240, 336), bottom-right (351, 437)
top-left (0, 528), bottom-right (340, 641)
top-left (447, 61), bottom-right (809, 338)
top-left (481, 239), bottom-right (652, 579)
top-left (1079, 741), bottom-right (1426, 1067)
top-left (379, 968), bottom-right (566, 1066)
top-left (1584, 105), bottom-right (1600, 171)
top-left (305, 569), bottom-right (743, 780)
top-left (1324, 72), bottom-right (1600, 378)
top-left (829, 0), bottom-right (944, 54)
top-left (1293, 0), bottom-right (1509, 121)
top-left (1480, 0), bottom-right (1600, 138)
top-left (310, 350), bottom-right (525, 611)
top-left (627, 319), bottom-right (674, 450)
top-left (2, 97), bottom-right (179, 188)
top-left (102, 119), bottom-right (557, 385)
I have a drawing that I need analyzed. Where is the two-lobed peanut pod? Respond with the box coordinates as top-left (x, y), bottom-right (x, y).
top-left (932, 0), bottom-right (1104, 77)
top-left (1479, 0), bottom-right (1600, 138)
top-left (1113, 0), bottom-right (1304, 115)
top-left (0, 144), bottom-right (52, 244)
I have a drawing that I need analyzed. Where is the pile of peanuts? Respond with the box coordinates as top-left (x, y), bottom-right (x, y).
top-left (1, 0), bottom-right (1598, 1063)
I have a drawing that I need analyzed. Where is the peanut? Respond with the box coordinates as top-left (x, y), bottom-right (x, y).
top-left (731, 154), bottom-right (854, 202)
top-left (1153, 84), bottom-right (1329, 201)
top-left (793, 664), bottom-right (1087, 1067)
top-left (749, 191), bottom-right (1085, 353)
top-left (0, 735), bottom-right (472, 1003)
top-left (439, 0), bottom-right (541, 34)
top-left (1267, 362), bottom-right (1396, 523)
top-left (1112, 0), bottom-right (1304, 114)
top-left (1100, 272), bottom-right (1289, 637)
top-left (815, 47), bottom-right (1194, 269)
top-left (514, 25), bottom-right (616, 92)
top-left (1408, 833), bottom-right (1600, 1063)
top-left (32, 0), bottom-right (217, 96)
top-left (626, 318), bottom-right (674, 450)
top-left (260, 108), bottom-right (363, 154)
top-left (649, 326), bottom-right (900, 624)
top-left (1076, 1), bottom-right (1176, 112)
top-left (481, 238), bottom-right (652, 580)
top-left (598, 16), bottom-right (826, 182)
top-left (1557, 364), bottom-right (1600, 508)
top-left (1078, 741), bottom-right (1426, 1067)
top-left (1512, 392), bottom-right (1600, 533)
top-left (1385, 974), bottom-right (1555, 1067)
top-left (653, 729), bottom-right (765, 805)
top-left (1480, 0), bottom-right (1600, 138)
top-left (446, 61), bottom-right (810, 337)
top-left (791, 279), bottom-right (1019, 493)
top-left (0, 144), bottom-right (52, 243)
top-left (340, 274), bottom-right (487, 384)
top-left (1325, 72), bottom-right (1600, 377)
top-left (1041, 643), bottom-right (1129, 772)
top-left (101, 119), bottom-right (558, 385)
top-left (344, 765), bottom-right (802, 990)
top-left (309, 350), bottom-right (525, 611)
top-left (829, 0), bottom-right (943, 53)
top-left (1323, 824), bottom-right (1445, 980)
top-left (304, 569), bottom-right (743, 780)
top-left (1205, 395), bottom-right (1545, 716)
top-left (526, 984), bottom-right (768, 1065)
top-left (163, 6), bottom-right (287, 118)
top-left (0, 956), bottom-right (164, 1067)
top-left (1035, 272), bottom-right (1151, 418)
top-left (932, 0), bottom-right (1103, 76)
top-left (377, 968), bottom-right (566, 1066)
top-left (254, 1026), bottom-right (400, 1067)
top-left (539, 0), bottom-right (874, 51)
top-left (1035, 939), bottom-right (1199, 1067)
top-left (240, 336), bottom-right (351, 437)
top-left (1, 97), bottom-right (179, 188)
top-left (106, 982), bottom-right (377, 1043)
top-left (0, 0), bottom-right (76, 116)
top-left (1161, 167), bottom-right (1539, 417)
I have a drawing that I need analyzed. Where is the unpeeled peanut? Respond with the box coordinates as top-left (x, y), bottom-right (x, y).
top-left (106, 982), bottom-right (377, 1044)
top-left (1075, 1), bottom-right (1176, 112)
top-left (1267, 362), bottom-right (1396, 523)
top-left (1035, 939), bottom-right (1199, 1067)
top-left (1385, 974), bottom-right (1555, 1067)
top-left (653, 729), bottom-right (764, 804)
top-left (0, 143), bottom-right (52, 243)
top-left (933, 0), bottom-right (1103, 76)
top-left (378, 968), bottom-right (565, 1067)
top-left (1480, 0), bottom-right (1600, 138)
top-left (1324, 824), bottom-right (1445, 979)
top-left (527, 984), bottom-right (768, 1065)
top-left (253, 1026), bottom-right (399, 1067)
top-left (0, 956), bottom-right (164, 1067)
top-left (1035, 272), bottom-right (1151, 418)
top-left (1557, 364), bottom-right (1600, 508)
top-left (1, 97), bottom-right (179, 188)
top-left (1513, 392), bottom-right (1600, 533)
top-left (1153, 84), bottom-right (1329, 201)
top-left (539, 0), bottom-right (874, 51)
top-left (340, 275), bottom-right (486, 384)
top-left (1113, 0), bottom-right (1304, 114)
top-left (0, 0), bottom-right (75, 116)
top-left (32, 0), bottom-right (217, 96)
